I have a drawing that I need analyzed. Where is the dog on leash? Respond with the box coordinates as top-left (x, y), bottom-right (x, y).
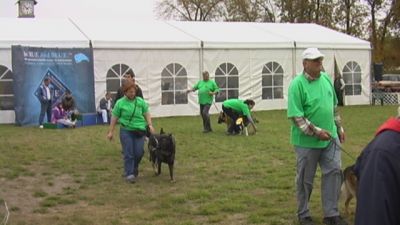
top-left (341, 164), bottom-right (358, 215)
top-left (217, 111), bottom-right (255, 135)
top-left (148, 128), bottom-right (176, 182)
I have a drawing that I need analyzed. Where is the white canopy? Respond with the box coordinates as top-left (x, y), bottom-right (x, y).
top-left (168, 21), bottom-right (294, 49)
top-left (252, 23), bottom-right (371, 49)
top-left (73, 19), bottom-right (201, 49)
top-left (0, 18), bottom-right (89, 48)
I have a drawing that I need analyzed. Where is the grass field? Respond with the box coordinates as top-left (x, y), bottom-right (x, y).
top-left (0, 105), bottom-right (398, 225)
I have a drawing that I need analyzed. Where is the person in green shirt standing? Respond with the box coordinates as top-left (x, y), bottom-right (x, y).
top-left (222, 98), bottom-right (256, 135)
top-left (187, 71), bottom-right (219, 133)
top-left (107, 80), bottom-right (155, 183)
top-left (287, 48), bottom-right (347, 225)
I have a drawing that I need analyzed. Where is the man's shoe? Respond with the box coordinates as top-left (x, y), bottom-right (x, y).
top-left (323, 216), bottom-right (348, 225)
top-left (298, 216), bottom-right (314, 225)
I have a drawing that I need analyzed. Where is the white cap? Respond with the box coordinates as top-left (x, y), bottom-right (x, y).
top-left (302, 48), bottom-right (324, 60)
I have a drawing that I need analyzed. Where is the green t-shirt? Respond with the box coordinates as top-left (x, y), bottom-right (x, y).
top-left (112, 96), bottom-right (149, 131)
top-left (287, 72), bottom-right (338, 148)
top-left (222, 99), bottom-right (250, 116)
top-left (193, 80), bottom-right (219, 105)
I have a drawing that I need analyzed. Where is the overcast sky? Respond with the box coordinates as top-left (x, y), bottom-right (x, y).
top-left (0, 0), bottom-right (157, 20)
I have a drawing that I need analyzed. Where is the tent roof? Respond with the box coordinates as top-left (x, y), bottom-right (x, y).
top-left (252, 23), bottom-right (371, 49)
top-left (0, 18), bottom-right (89, 48)
top-left (0, 18), bottom-right (370, 50)
top-left (72, 19), bottom-right (201, 49)
top-left (168, 21), bottom-right (294, 49)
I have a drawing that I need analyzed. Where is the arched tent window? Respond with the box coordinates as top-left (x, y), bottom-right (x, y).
top-left (342, 61), bottom-right (362, 95)
top-left (106, 63), bottom-right (134, 99)
top-left (161, 63), bottom-right (188, 105)
top-left (215, 62), bottom-right (239, 102)
top-left (0, 65), bottom-right (14, 110)
top-left (262, 61), bottom-right (284, 99)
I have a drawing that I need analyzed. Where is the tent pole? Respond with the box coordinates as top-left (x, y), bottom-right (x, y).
top-left (200, 41), bottom-right (204, 78)
top-left (292, 41), bottom-right (297, 79)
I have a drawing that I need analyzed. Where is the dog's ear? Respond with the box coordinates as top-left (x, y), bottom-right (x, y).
top-left (160, 128), bottom-right (164, 134)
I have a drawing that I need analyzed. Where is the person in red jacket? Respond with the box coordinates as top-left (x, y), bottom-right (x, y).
top-left (354, 107), bottom-right (400, 225)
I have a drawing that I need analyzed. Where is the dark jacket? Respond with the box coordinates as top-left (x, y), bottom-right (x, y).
top-left (99, 97), bottom-right (110, 110)
top-left (62, 95), bottom-right (75, 111)
top-left (39, 84), bottom-right (54, 103)
top-left (354, 118), bottom-right (400, 225)
top-left (113, 84), bottom-right (143, 108)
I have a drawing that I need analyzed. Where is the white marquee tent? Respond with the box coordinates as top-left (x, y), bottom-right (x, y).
top-left (0, 18), bottom-right (371, 124)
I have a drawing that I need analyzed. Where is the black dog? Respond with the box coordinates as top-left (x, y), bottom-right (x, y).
top-left (148, 128), bottom-right (176, 181)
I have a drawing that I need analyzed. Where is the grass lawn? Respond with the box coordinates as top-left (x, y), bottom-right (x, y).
top-left (0, 105), bottom-right (397, 225)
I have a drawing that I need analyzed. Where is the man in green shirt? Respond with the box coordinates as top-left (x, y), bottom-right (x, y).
top-left (287, 48), bottom-right (347, 225)
top-left (187, 71), bottom-right (219, 133)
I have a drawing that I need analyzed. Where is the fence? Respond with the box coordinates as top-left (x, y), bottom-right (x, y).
top-left (372, 92), bottom-right (400, 105)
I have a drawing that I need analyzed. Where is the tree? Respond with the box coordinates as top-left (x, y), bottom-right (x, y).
top-left (365, 0), bottom-right (397, 62)
top-left (224, 0), bottom-right (278, 22)
top-left (279, 0), bottom-right (336, 28)
top-left (155, 0), bottom-right (225, 21)
top-left (383, 35), bottom-right (400, 72)
top-left (333, 0), bottom-right (368, 37)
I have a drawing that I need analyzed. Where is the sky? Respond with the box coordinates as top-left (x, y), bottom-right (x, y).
top-left (0, 0), bottom-right (157, 20)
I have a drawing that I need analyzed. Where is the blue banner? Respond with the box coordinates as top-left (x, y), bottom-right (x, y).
top-left (12, 46), bottom-right (95, 126)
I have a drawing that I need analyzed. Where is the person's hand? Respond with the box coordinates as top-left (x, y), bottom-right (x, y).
top-left (317, 130), bottom-right (331, 141)
top-left (148, 124), bottom-right (155, 134)
top-left (186, 88), bottom-right (192, 93)
top-left (339, 131), bottom-right (345, 143)
top-left (107, 131), bottom-right (113, 141)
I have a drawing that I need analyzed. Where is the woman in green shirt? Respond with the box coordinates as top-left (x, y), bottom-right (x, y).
top-left (107, 81), bottom-right (154, 183)
top-left (222, 99), bottom-right (256, 135)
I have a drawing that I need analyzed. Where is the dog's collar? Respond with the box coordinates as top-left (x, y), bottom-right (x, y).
top-left (150, 135), bottom-right (160, 149)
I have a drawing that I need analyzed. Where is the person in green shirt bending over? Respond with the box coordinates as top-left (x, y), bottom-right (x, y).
top-left (222, 98), bottom-right (256, 135)
top-left (287, 48), bottom-right (347, 225)
top-left (107, 80), bottom-right (155, 184)
top-left (187, 71), bottom-right (219, 133)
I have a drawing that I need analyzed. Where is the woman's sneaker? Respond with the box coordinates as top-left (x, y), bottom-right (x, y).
top-left (125, 175), bottom-right (136, 183)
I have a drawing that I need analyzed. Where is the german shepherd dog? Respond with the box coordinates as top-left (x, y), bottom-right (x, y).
top-left (217, 111), bottom-right (256, 135)
top-left (148, 128), bottom-right (176, 181)
top-left (341, 164), bottom-right (358, 215)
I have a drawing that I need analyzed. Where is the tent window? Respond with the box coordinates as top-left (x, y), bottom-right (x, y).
top-left (161, 63), bottom-right (188, 105)
top-left (262, 62), bottom-right (284, 99)
top-left (342, 61), bottom-right (362, 96)
top-left (0, 65), bottom-right (14, 110)
top-left (106, 63), bottom-right (134, 99)
top-left (215, 63), bottom-right (239, 102)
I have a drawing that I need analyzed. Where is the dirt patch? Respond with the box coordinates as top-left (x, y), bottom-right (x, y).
top-left (0, 169), bottom-right (79, 216)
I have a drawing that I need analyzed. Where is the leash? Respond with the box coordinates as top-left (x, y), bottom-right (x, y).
top-left (212, 101), bottom-right (220, 112)
top-left (1, 200), bottom-right (9, 225)
top-left (187, 90), bottom-right (221, 112)
top-left (329, 137), bottom-right (357, 161)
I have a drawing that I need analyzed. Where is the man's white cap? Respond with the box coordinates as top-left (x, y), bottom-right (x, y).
top-left (302, 48), bottom-right (324, 60)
